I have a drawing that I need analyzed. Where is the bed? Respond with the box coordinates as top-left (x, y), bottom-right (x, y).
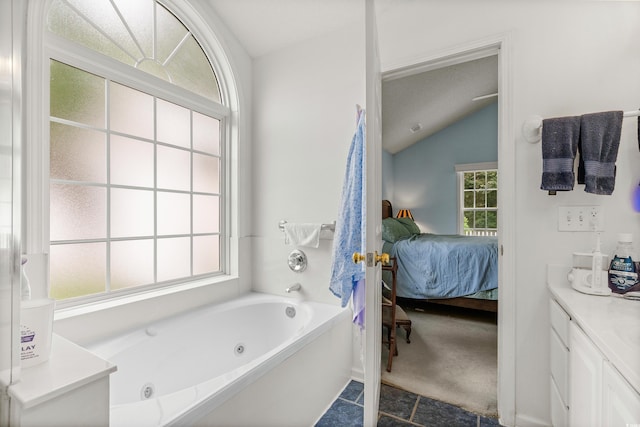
top-left (381, 200), bottom-right (498, 313)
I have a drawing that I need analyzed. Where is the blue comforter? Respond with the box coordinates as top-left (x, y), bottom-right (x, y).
top-left (391, 233), bottom-right (498, 299)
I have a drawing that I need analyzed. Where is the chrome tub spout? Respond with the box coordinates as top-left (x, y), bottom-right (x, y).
top-left (286, 283), bottom-right (301, 293)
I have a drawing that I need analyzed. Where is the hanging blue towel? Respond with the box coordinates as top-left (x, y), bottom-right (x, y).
top-left (580, 111), bottom-right (623, 195)
top-left (352, 278), bottom-right (365, 329)
top-left (329, 109), bottom-right (366, 312)
top-left (540, 116), bottom-right (581, 192)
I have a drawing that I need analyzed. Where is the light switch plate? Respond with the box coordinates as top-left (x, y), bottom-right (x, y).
top-left (558, 206), bottom-right (604, 231)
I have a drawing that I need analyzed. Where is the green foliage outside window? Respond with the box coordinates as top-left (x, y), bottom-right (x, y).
top-left (462, 170), bottom-right (498, 234)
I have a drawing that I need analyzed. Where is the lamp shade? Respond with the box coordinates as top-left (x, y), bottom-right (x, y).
top-left (396, 209), bottom-right (414, 220)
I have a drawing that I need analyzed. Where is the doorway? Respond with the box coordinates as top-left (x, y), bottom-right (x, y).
top-left (374, 38), bottom-right (516, 425)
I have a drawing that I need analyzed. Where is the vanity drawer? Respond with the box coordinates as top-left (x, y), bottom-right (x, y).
top-left (550, 327), bottom-right (569, 404)
top-left (550, 299), bottom-right (570, 347)
top-left (551, 376), bottom-right (569, 427)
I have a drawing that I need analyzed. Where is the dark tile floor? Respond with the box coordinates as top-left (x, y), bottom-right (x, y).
top-left (316, 381), bottom-right (502, 427)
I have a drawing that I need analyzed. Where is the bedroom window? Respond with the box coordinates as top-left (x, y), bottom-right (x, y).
top-left (456, 163), bottom-right (498, 237)
top-left (45, 0), bottom-right (228, 303)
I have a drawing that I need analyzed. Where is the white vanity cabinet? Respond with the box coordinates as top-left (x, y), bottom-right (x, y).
top-left (549, 299), bottom-right (570, 426)
top-left (602, 361), bottom-right (640, 427)
top-left (549, 285), bottom-right (640, 427)
top-left (568, 321), bottom-right (602, 427)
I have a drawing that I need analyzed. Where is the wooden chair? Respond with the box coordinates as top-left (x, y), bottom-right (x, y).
top-left (381, 257), bottom-right (412, 372)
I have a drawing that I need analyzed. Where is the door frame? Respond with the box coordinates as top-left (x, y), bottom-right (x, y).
top-left (369, 33), bottom-right (516, 426)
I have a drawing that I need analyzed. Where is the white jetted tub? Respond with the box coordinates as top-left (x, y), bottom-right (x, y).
top-left (85, 292), bottom-right (352, 427)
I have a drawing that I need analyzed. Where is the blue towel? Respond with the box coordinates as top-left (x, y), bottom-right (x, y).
top-left (540, 116), bottom-right (581, 192)
top-left (580, 111), bottom-right (623, 195)
top-left (352, 278), bottom-right (365, 329)
top-left (329, 110), bottom-right (366, 308)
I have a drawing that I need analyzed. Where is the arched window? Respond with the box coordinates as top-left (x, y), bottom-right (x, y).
top-left (44, 0), bottom-right (229, 303)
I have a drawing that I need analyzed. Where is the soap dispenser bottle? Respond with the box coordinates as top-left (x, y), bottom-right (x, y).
top-left (19, 256), bottom-right (55, 368)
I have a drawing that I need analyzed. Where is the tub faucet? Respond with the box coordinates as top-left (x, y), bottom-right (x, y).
top-left (286, 283), bottom-right (301, 293)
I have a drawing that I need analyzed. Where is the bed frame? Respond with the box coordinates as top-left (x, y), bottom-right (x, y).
top-left (382, 200), bottom-right (497, 313)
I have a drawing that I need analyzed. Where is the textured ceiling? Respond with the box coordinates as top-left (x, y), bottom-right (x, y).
top-left (382, 56), bottom-right (498, 154)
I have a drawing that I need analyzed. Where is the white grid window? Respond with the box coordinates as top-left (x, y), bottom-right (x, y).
top-left (456, 163), bottom-right (498, 237)
top-left (46, 0), bottom-right (226, 302)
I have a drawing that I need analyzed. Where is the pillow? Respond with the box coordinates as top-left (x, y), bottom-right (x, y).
top-left (396, 217), bottom-right (421, 235)
top-left (382, 218), bottom-right (412, 243)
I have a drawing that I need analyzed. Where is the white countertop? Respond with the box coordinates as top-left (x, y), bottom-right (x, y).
top-left (547, 264), bottom-right (640, 395)
top-left (8, 333), bottom-right (116, 409)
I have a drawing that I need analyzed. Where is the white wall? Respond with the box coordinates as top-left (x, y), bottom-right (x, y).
top-left (377, 2), bottom-right (640, 425)
top-left (250, 19), bottom-right (366, 305)
top-left (381, 149), bottom-right (394, 202)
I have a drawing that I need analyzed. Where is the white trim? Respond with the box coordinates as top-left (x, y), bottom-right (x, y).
top-left (364, 1), bottom-right (382, 425)
top-left (496, 31), bottom-right (516, 427)
top-left (455, 161), bottom-right (498, 172)
top-left (381, 33), bottom-right (503, 82)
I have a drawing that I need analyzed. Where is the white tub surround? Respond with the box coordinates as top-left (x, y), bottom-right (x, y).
top-left (547, 265), bottom-right (640, 426)
top-left (84, 292), bottom-right (352, 427)
top-left (7, 334), bottom-right (116, 426)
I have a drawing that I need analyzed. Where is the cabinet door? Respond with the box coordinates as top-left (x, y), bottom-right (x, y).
top-left (602, 361), bottom-right (640, 427)
top-left (569, 322), bottom-right (603, 427)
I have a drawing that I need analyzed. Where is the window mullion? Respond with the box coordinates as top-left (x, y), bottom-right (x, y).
top-left (153, 96), bottom-right (158, 285)
top-left (106, 78), bottom-right (112, 294)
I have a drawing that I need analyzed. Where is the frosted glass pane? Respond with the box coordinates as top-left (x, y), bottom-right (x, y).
top-left (110, 83), bottom-right (154, 139)
top-left (157, 237), bottom-right (190, 281)
top-left (193, 154), bottom-right (219, 194)
top-left (113, 0), bottom-right (153, 58)
top-left (193, 112), bottom-right (220, 155)
top-left (157, 192), bottom-right (190, 236)
top-left (65, 0), bottom-right (140, 59)
top-left (50, 122), bottom-right (106, 182)
top-left (50, 243), bottom-right (106, 300)
top-left (50, 184), bottom-right (106, 241)
top-left (111, 188), bottom-right (154, 238)
top-left (47, 0), bottom-right (133, 65)
top-left (157, 99), bottom-right (190, 148)
top-left (50, 60), bottom-right (105, 128)
top-left (193, 235), bottom-right (219, 275)
top-left (110, 239), bottom-right (154, 290)
top-left (157, 145), bottom-right (190, 191)
top-left (110, 135), bottom-right (154, 187)
top-left (165, 35), bottom-right (221, 103)
top-left (193, 195), bottom-right (219, 234)
top-left (155, 4), bottom-right (188, 64)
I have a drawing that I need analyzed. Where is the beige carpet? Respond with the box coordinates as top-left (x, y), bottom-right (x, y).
top-left (381, 304), bottom-right (498, 417)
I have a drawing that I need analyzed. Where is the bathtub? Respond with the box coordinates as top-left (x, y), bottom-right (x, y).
top-left (85, 292), bottom-right (352, 427)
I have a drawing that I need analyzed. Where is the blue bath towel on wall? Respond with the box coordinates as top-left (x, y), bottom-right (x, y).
top-left (329, 110), bottom-right (366, 317)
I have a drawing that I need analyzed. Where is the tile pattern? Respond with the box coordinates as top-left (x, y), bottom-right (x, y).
top-left (316, 381), bottom-right (503, 427)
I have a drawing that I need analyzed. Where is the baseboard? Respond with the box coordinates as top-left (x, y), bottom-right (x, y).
top-left (351, 367), bottom-right (364, 383)
top-left (515, 413), bottom-right (551, 427)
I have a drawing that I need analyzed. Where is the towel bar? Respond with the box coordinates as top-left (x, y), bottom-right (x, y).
top-left (523, 109), bottom-right (640, 144)
top-left (278, 220), bottom-right (336, 232)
